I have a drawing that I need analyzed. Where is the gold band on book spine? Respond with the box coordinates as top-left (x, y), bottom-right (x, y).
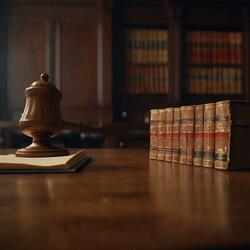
top-left (193, 105), bottom-right (204, 166)
top-left (203, 103), bottom-right (215, 168)
top-left (172, 108), bottom-right (180, 163)
top-left (157, 109), bottom-right (166, 161)
top-left (215, 100), bottom-right (230, 170)
top-left (165, 108), bottom-right (173, 162)
top-left (150, 109), bottom-right (159, 160)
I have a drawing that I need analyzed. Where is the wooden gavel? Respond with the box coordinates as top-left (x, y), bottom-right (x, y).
top-left (16, 73), bottom-right (93, 157)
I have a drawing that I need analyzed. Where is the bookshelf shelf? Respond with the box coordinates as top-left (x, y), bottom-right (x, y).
top-left (184, 64), bottom-right (242, 68)
top-left (113, 0), bottom-right (249, 121)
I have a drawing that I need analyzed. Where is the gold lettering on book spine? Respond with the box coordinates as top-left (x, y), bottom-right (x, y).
top-left (215, 101), bottom-right (230, 170)
top-left (203, 103), bottom-right (215, 168)
top-left (150, 109), bottom-right (159, 159)
top-left (193, 105), bottom-right (204, 166)
top-left (165, 108), bottom-right (173, 162)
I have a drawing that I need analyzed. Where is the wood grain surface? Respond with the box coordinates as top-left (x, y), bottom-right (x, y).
top-left (0, 149), bottom-right (250, 249)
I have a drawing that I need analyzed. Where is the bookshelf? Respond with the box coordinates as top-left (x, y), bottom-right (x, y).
top-left (113, 0), bottom-right (169, 122)
top-left (182, 2), bottom-right (246, 104)
top-left (123, 28), bottom-right (168, 94)
top-left (113, 0), bottom-right (250, 122)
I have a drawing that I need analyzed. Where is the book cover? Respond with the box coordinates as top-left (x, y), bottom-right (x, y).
top-left (203, 103), bottom-right (215, 168)
top-left (172, 107), bottom-right (180, 163)
top-left (165, 108), bottom-right (173, 162)
top-left (150, 109), bottom-right (159, 160)
top-left (194, 105), bottom-right (204, 166)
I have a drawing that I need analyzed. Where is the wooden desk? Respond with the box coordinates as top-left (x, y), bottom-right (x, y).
top-left (0, 149), bottom-right (250, 249)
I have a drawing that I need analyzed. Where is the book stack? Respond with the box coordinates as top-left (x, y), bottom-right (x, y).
top-left (123, 28), bottom-right (168, 94)
top-left (186, 31), bottom-right (242, 64)
top-left (184, 67), bottom-right (242, 94)
top-left (185, 30), bottom-right (243, 95)
top-left (149, 100), bottom-right (250, 170)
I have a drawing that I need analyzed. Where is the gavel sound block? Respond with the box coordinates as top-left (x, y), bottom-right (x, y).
top-left (16, 73), bottom-right (84, 157)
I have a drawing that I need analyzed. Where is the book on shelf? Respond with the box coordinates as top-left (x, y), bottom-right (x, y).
top-left (123, 28), bottom-right (168, 94)
top-left (184, 66), bottom-right (242, 95)
top-left (0, 149), bottom-right (91, 174)
top-left (165, 108), bottom-right (173, 162)
top-left (185, 31), bottom-right (242, 65)
top-left (184, 30), bottom-right (243, 96)
top-left (149, 109), bottom-right (159, 160)
top-left (193, 105), bottom-right (204, 166)
top-left (215, 100), bottom-right (250, 170)
top-left (203, 103), bottom-right (215, 168)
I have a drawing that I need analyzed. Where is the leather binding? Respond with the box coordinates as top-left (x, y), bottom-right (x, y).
top-left (186, 106), bottom-right (195, 165)
top-left (215, 100), bottom-right (250, 170)
top-left (157, 109), bottom-right (166, 161)
top-left (194, 105), bottom-right (204, 166)
top-left (172, 107), bottom-right (180, 163)
top-left (180, 106), bottom-right (188, 164)
top-left (203, 103), bottom-right (215, 168)
top-left (150, 109), bottom-right (159, 159)
top-left (165, 108), bottom-right (173, 162)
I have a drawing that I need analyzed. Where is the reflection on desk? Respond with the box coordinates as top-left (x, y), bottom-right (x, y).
top-left (0, 149), bottom-right (249, 249)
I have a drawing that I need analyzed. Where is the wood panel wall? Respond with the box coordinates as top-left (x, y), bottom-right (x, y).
top-left (0, 0), bottom-right (112, 123)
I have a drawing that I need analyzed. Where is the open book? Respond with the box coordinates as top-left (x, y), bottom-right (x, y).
top-left (0, 149), bottom-right (91, 173)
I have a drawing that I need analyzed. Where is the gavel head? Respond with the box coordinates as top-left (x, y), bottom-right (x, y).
top-left (16, 73), bottom-right (69, 157)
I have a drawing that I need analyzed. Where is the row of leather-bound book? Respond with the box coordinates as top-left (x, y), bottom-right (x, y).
top-left (150, 100), bottom-right (250, 170)
top-left (124, 28), bottom-right (168, 64)
top-left (123, 65), bottom-right (168, 94)
top-left (184, 67), bottom-right (242, 94)
top-left (185, 31), bottom-right (242, 64)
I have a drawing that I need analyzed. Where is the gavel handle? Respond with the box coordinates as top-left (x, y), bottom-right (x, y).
top-left (62, 120), bottom-right (101, 132)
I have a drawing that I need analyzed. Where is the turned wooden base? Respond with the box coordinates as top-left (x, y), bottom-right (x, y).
top-left (15, 136), bottom-right (69, 157)
top-left (16, 146), bottom-right (69, 157)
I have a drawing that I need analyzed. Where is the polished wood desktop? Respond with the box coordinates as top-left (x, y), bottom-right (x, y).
top-left (0, 149), bottom-right (250, 249)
